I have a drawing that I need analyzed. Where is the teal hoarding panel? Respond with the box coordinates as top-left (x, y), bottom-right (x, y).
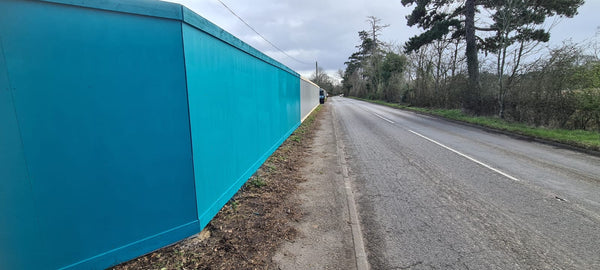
top-left (181, 7), bottom-right (298, 77)
top-left (182, 23), bottom-right (301, 228)
top-left (0, 1), bottom-right (198, 269)
top-left (0, 37), bottom-right (45, 270)
top-left (1, 0), bottom-right (307, 268)
top-left (38, 0), bottom-right (184, 20)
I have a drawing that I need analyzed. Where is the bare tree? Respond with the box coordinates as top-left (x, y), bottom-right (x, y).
top-left (366, 16), bottom-right (390, 52)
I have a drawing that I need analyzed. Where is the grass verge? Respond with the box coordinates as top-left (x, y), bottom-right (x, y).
top-left (351, 97), bottom-right (600, 152)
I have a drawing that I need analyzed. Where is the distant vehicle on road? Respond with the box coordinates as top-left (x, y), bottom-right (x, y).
top-left (320, 89), bottom-right (327, 104)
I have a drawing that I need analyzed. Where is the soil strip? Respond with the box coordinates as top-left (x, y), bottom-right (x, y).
top-left (112, 106), bottom-right (322, 270)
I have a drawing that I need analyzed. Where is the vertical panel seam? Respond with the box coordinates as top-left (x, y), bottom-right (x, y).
top-left (0, 35), bottom-right (45, 264)
top-left (179, 10), bottom-right (200, 226)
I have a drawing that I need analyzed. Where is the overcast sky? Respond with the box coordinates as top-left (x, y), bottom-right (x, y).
top-left (166, 0), bottom-right (600, 79)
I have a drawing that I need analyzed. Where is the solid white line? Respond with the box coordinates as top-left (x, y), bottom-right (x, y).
top-left (408, 129), bottom-right (521, 182)
top-left (372, 112), bottom-right (395, 124)
top-left (348, 100), bottom-right (394, 124)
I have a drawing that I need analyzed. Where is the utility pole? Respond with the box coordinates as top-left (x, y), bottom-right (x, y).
top-left (315, 61), bottom-right (318, 79)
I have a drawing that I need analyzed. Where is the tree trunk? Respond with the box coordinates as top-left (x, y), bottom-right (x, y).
top-left (498, 40), bottom-right (507, 119)
top-left (464, 0), bottom-right (480, 114)
top-left (451, 40), bottom-right (459, 78)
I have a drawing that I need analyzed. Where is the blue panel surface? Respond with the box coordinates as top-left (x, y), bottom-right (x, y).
top-left (181, 6), bottom-right (298, 77)
top-left (0, 37), bottom-right (46, 270)
top-left (1, 0), bottom-right (307, 269)
top-left (182, 23), bottom-right (301, 228)
top-left (39, 0), bottom-right (183, 20)
top-left (0, 1), bottom-right (197, 269)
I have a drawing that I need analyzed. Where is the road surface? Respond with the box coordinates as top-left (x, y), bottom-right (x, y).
top-left (330, 97), bottom-right (600, 269)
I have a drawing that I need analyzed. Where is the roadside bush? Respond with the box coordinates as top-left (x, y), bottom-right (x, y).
top-left (571, 89), bottom-right (600, 130)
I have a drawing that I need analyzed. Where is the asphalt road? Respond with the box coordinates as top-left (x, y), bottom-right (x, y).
top-left (329, 97), bottom-right (600, 269)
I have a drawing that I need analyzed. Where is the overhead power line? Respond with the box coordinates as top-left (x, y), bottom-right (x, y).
top-left (216, 0), bottom-right (312, 66)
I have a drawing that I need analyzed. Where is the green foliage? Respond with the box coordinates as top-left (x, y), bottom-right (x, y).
top-left (380, 52), bottom-right (406, 83)
top-left (344, 30), bottom-right (375, 77)
top-left (342, 17), bottom-right (395, 100)
top-left (570, 61), bottom-right (600, 89)
top-left (572, 89), bottom-right (600, 130)
top-left (404, 19), bottom-right (462, 53)
top-left (354, 97), bottom-right (600, 151)
top-left (265, 163), bottom-right (276, 172)
top-left (403, 0), bottom-right (583, 53)
top-left (401, 0), bottom-right (584, 114)
top-left (343, 3), bottom-right (596, 135)
top-left (230, 200), bottom-right (239, 211)
top-left (249, 176), bottom-right (266, 188)
top-left (342, 20), bottom-right (407, 102)
top-left (494, 44), bottom-right (600, 131)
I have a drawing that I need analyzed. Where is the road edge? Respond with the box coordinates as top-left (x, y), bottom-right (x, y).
top-left (331, 102), bottom-right (369, 270)
top-left (351, 97), bottom-right (600, 158)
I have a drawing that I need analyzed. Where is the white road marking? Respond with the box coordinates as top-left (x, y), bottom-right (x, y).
top-left (356, 100), bottom-right (519, 182)
top-left (346, 100), bottom-right (395, 124)
top-left (373, 112), bottom-right (394, 123)
top-left (408, 129), bottom-right (521, 182)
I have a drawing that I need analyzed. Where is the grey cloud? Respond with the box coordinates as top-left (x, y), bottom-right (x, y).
top-left (168, 0), bottom-right (599, 78)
